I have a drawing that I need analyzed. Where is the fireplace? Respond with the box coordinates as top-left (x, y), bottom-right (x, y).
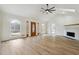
top-left (67, 32), bottom-right (75, 37)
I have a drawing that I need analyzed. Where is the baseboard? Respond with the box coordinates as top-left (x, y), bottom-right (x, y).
top-left (64, 36), bottom-right (76, 40)
top-left (1, 36), bottom-right (27, 43)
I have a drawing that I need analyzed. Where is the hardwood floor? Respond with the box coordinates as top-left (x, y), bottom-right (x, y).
top-left (0, 36), bottom-right (79, 55)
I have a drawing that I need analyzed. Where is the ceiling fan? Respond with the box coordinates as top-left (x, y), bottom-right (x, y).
top-left (41, 4), bottom-right (56, 14)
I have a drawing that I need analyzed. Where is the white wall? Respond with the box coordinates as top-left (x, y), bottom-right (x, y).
top-left (45, 12), bottom-right (79, 39)
top-left (1, 12), bottom-right (26, 41)
top-left (1, 7), bottom-right (79, 41)
top-left (0, 13), bottom-right (1, 41)
top-left (0, 11), bottom-right (3, 42)
top-left (47, 21), bottom-right (65, 36)
top-left (0, 13), bottom-right (1, 42)
top-left (51, 13), bottom-right (79, 40)
top-left (1, 12), bottom-right (40, 41)
top-left (42, 14), bottom-right (65, 36)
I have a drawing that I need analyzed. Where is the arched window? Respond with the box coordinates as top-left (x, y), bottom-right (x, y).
top-left (10, 20), bottom-right (20, 33)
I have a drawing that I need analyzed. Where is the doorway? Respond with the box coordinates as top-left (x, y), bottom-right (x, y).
top-left (31, 22), bottom-right (36, 36)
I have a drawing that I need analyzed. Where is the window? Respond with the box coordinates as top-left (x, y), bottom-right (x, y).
top-left (42, 24), bottom-right (46, 33)
top-left (10, 20), bottom-right (20, 33)
top-left (47, 24), bottom-right (55, 35)
top-left (51, 24), bottom-right (55, 34)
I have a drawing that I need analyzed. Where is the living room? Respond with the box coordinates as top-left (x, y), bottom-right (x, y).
top-left (0, 4), bottom-right (79, 55)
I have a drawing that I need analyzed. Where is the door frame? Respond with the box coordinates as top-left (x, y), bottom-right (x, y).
top-left (31, 22), bottom-right (36, 36)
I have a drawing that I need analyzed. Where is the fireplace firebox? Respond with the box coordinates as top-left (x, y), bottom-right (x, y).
top-left (67, 32), bottom-right (75, 37)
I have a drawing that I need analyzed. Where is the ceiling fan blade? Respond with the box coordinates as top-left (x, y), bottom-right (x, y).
top-left (40, 10), bottom-right (45, 13)
top-left (49, 7), bottom-right (55, 10)
top-left (50, 9), bottom-right (56, 11)
top-left (49, 10), bottom-right (52, 13)
top-left (41, 8), bottom-right (45, 10)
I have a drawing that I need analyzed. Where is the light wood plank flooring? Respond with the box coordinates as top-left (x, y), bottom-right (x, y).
top-left (0, 36), bottom-right (79, 55)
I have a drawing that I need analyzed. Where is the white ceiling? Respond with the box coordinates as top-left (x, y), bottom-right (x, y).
top-left (0, 4), bottom-right (79, 16)
top-left (0, 4), bottom-right (41, 17)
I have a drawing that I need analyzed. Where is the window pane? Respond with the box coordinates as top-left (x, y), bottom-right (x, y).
top-left (11, 20), bottom-right (20, 33)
